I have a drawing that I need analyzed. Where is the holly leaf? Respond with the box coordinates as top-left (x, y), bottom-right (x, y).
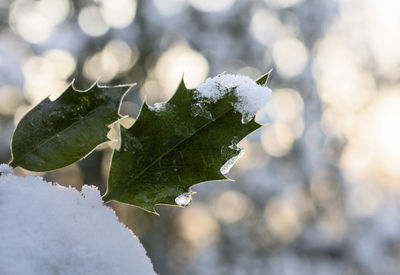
top-left (10, 83), bottom-right (133, 171)
top-left (104, 73), bottom-right (270, 213)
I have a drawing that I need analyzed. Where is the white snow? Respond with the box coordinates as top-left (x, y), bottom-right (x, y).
top-left (0, 165), bottom-right (155, 275)
top-left (195, 74), bottom-right (272, 123)
top-left (149, 102), bottom-right (167, 112)
top-left (0, 163), bottom-right (13, 174)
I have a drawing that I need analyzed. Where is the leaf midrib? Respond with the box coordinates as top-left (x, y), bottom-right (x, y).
top-left (124, 106), bottom-right (233, 185)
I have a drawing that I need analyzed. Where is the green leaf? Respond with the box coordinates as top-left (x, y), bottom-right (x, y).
top-left (10, 83), bottom-right (133, 172)
top-left (104, 77), bottom-right (264, 213)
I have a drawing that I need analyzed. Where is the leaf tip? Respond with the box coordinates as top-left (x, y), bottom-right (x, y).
top-left (256, 69), bottom-right (272, 86)
top-left (141, 97), bottom-right (152, 110)
top-left (151, 209), bottom-right (160, 216)
top-left (217, 71), bottom-right (226, 77)
top-left (69, 78), bottom-right (76, 89)
top-left (141, 204), bottom-right (160, 215)
top-left (222, 174), bottom-right (235, 181)
top-left (179, 74), bottom-right (188, 90)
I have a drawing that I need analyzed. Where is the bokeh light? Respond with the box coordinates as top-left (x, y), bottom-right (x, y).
top-left (45, 50), bottom-right (77, 81)
top-left (153, 0), bottom-right (187, 16)
top-left (0, 86), bottom-right (24, 116)
top-left (341, 89), bottom-right (400, 185)
top-left (261, 122), bottom-right (295, 157)
top-left (189, 0), bottom-right (235, 12)
top-left (264, 196), bottom-right (302, 243)
top-left (212, 190), bottom-right (252, 223)
top-left (259, 88), bottom-right (304, 157)
top-left (272, 37), bottom-right (308, 78)
top-left (147, 43), bottom-right (208, 102)
top-left (264, 0), bottom-right (304, 9)
top-left (99, 0), bottom-right (137, 28)
top-left (22, 50), bottom-right (76, 104)
top-left (177, 203), bottom-right (220, 248)
top-left (9, 0), bottom-right (70, 43)
top-left (78, 6), bottom-right (109, 37)
top-left (250, 9), bottom-right (283, 46)
top-left (84, 40), bottom-right (138, 83)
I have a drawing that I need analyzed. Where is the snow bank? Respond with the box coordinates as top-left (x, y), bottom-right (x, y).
top-left (0, 165), bottom-right (155, 275)
top-left (195, 74), bottom-right (272, 123)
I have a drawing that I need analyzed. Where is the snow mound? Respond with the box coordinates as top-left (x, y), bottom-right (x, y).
top-left (195, 74), bottom-right (272, 123)
top-left (0, 165), bottom-right (155, 275)
top-left (0, 163), bottom-right (13, 174)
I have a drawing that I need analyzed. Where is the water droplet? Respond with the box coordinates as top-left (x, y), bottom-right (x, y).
top-left (240, 112), bottom-right (254, 124)
top-left (229, 136), bottom-right (240, 149)
top-left (220, 149), bottom-right (245, 175)
top-left (175, 192), bottom-right (192, 207)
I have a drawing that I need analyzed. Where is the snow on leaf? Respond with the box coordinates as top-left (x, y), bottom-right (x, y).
top-left (104, 73), bottom-right (271, 213)
top-left (10, 82), bottom-right (133, 172)
top-left (195, 73), bottom-right (272, 124)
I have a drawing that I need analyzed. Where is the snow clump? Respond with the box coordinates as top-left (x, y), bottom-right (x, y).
top-left (0, 164), bottom-right (155, 275)
top-left (0, 163), bottom-right (13, 174)
top-left (195, 74), bottom-right (272, 123)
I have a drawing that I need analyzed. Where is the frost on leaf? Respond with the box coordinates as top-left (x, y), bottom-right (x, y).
top-left (104, 72), bottom-right (272, 213)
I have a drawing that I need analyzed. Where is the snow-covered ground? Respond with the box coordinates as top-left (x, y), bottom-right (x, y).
top-left (0, 164), bottom-right (155, 275)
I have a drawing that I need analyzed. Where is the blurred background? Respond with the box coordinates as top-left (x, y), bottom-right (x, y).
top-left (1, 0), bottom-right (400, 274)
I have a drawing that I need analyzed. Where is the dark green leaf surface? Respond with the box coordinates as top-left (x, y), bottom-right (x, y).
top-left (10, 83), bottom-right (132, 171)
top-left (104, 78), bottom-right (264, 213)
